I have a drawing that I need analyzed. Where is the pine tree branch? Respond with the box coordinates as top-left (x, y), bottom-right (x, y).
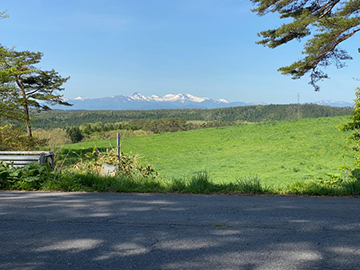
top-left (318, 0), bottom-right (341, 18)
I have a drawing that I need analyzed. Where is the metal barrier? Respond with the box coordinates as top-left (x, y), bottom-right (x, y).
top-left (0, 151), bottom-right (55, 169)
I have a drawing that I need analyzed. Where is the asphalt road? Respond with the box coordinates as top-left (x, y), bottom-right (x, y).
top-left (0, 192), bottom-right (360, 270)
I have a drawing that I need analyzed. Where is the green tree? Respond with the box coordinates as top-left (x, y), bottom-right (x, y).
top-left (66, 126), bottom-right (83, 143)
top-left (0, 125), bottom-right (34, 150)
top-left (0, 82), bottom-right (21, 123)
top-left (340, 87), bottom-right (360, 170)
top-left (0, 13), bottom-right (17, 124)
top-left (251, 0), bottom-right (360, 90)
top-left (0, 46), bottom-right (71, 137)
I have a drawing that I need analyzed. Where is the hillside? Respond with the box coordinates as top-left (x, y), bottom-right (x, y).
top-left (32, 104), bottom-right (352, 129)
top-left (61, 116), bottom-right (353, 188)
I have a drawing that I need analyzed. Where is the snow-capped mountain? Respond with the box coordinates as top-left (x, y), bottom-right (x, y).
top-left (55, 92), bottom-right (353, 111)
top-left (119, 92), bottom-right (210, 103)
top-left (128, 93), bottom-right (213, 103)
top-left (57, 92), bottom-right (249, 110)
top-left (311, 100), bottom-right (353, 107)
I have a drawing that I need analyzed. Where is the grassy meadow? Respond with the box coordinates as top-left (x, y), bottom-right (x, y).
top-left (60, 116), bottom-right (353, 189)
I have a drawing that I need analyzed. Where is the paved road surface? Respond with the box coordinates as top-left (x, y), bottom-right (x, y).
top-left (0, 192), bottom-right (360, 269)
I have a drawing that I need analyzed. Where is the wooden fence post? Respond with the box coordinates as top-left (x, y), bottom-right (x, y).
top-left (117, 132), bottom-right (121, 170)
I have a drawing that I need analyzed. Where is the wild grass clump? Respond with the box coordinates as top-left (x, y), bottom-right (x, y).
top-left (42, 172), bottom-right (165, 193)
top-left (167, 178), bottom-right (188, 193)
top-left (235, 176), bottom-right (271, 194)
top-left (167, 172), bottom-right (220, 194)
top-left (285, 176), bottom-right (360, 196)
top-left (64, 147), bottom-right (158, 179)
top-left (186, 172), bottom-right (217, 194)
top-left (167, 173), bottom-right (273, 194)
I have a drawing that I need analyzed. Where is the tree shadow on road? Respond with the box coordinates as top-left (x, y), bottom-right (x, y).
top-left (0, 192), bottom-right (359, 269)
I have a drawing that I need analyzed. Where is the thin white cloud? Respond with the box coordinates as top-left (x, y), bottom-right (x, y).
top-left (70, 11), bottom-right (131, 32)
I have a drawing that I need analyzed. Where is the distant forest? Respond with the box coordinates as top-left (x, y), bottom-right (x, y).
top-left (32, 104), bottom-right (353, 129)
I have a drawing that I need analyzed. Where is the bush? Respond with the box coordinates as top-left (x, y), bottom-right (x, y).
top-left (0, 125), bottom-right (38, 150)
top-left (32, 128), bottom-right (71, 148)
top-left (285, 177), bottom-right (360, 196)
top-left (0, 161), bottom-right (53, 190)
top-left (64, 147), bottom-right (158, 179)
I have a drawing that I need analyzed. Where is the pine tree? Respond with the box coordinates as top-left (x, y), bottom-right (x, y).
top-left (0, 46), bottom-right (71, 137)
top-left (251, 0), bottom-right (360, 90)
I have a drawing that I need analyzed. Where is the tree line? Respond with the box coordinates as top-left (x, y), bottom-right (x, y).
top-left (65, 118), bottom-right (238, 143)
top-left (32, 104), bottom-right (353, 130)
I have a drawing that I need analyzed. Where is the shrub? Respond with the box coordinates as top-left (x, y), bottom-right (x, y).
top-left (0, 161), bottom-right (53, 190)
top-left (285, 175), bottom-right (360, 196)
top-left (0, 125), bottom-right (37, 150)
top-left (32, 128), bottom-right (71, 148)
top-left (64, 147), bottom-right (158, 179)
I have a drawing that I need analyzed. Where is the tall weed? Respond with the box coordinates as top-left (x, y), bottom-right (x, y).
top-left (235, 176), bottom-right (270, 194)
top-left (186, 172), bottom-right (215, 194)
top-left (64, 147), bottom-right (158, 179)
top-left (285, 177), bottom-right (360, 196)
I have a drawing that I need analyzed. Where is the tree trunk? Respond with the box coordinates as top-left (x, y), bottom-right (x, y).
top-left (16, 78), bottom-right (32, 137)
top-left (23, 103), bottom-right (32, 137)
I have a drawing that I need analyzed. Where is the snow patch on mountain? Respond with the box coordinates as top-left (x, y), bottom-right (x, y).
top-left (218, 99), bottom-right (230, 104)
top-left (127, 92), bottom-right (220, 103)
top-left (311, 100), bottom-right (353, 107)
top-left (74, 96), bottom-right (89, 101)
top-left (129, 92), bottom-right (151, 101)
top-left (54, 92), bottom-right (353, 111)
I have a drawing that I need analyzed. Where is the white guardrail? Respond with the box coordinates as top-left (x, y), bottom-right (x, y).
top-left (0, 151), bottom-right (54, 169)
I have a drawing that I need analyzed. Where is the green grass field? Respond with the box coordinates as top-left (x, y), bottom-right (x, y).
top-left (60, 116), bottom-right (353, 189)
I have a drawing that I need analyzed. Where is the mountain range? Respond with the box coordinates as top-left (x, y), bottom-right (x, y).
top-left (55, 92), bottom-right (353, 110)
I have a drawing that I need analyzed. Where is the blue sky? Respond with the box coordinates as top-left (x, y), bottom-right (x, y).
top-left (1, 0), bottom-right (359, 103)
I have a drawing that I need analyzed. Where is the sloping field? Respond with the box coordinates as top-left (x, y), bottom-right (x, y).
top-left (64, 116), bottom-right (353, 188)
top-left (123, 116), bottom-right (353, 188)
